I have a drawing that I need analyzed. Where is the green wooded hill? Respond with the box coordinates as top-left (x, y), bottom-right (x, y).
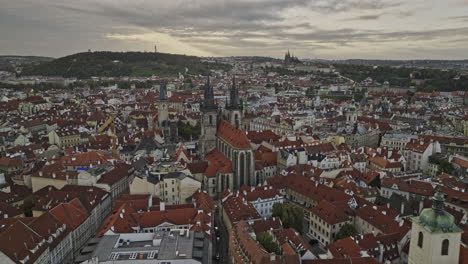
top-left (21, 51), bottom-right (231, 78)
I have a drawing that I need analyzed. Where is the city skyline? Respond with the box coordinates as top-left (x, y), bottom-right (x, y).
top-left (1, 0), bottom-right (468, 59)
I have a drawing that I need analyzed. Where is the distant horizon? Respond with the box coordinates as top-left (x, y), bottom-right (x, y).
top-left (2, 50), bottom-right (468, 62)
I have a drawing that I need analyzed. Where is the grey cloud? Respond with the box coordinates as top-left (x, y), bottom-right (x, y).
top-left (449, 15), bottom-right (468, 21)
top-left (0, 0), bottom-right (467, 59)
top-left (342, 14), bottom-right (384, 21)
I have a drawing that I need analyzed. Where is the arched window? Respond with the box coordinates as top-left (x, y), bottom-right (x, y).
top-left (417, 232), bottom-right (423, 248)
top-left (246, 152), bottom-right (252, 185)
top-left (239, 152), bottom-right (245, 187)
top-left (441, 239), bottom-right (449, 255)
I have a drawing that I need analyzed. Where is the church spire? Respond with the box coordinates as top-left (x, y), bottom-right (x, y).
top-left (159, 82), bottom-right (167, 101)
top-left (202, 75), bottom-right (217, 111)
top-left (229, 76), bottom-right (240, 109)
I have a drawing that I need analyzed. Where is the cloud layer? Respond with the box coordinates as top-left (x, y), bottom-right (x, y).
top-left (1, 0), bottom-right (467, 59)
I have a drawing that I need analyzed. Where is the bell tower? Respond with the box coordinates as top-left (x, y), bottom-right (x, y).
top-left (225, 76), bottom-right (242, 128)
top-left (199, 76), bottom-right (218, 157)
top-left (157, 82), bottom-right (169, 127)
top-left (408, 191), bottom-right (462, 264)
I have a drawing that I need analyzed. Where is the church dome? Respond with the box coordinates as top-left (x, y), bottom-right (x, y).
top-left (414, 191), bottom-right (462, 233)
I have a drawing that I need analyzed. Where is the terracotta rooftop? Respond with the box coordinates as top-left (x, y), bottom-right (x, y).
top-left (0, 220), bottom-right (49, 264)
top-left (405, 139), bottom-right (431, 153)
top-left (205, 149), bottom-right (232, 177)
top-left (247, 130), bottom-right (281, 144)
top-left (310, 200), bottom-right (352, 225)
top-left (356, 205), bottom-right (409, 236)
top-left (222, 193), bottom-right (261, 224)
top-left (61, 151), bottom-right (114, 167)
top-left (0, 201), bottom-right (23, 218)
top-left (217, 120), bottom-right (251, 149)
top-left (229, 221), bottom-right (284, 264)
top-left (49, 198), bottom-right (89, 229)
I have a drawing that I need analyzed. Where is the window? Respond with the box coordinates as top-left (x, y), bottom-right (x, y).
top-left (417, 232), bottom-right (423, 248)
top-left (441, 239), bottom-right (449, 255)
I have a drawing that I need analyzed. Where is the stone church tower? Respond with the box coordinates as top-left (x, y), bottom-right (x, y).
top-left (199, 76), bottom-right (218, 157)
top-left (157, 82), bottom-right (169, 127)
top-left (408, 191), bottom-right (462, 264)
top-left (225, 77), bottom-right (242, 128)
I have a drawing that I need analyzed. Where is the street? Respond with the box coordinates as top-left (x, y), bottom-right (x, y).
top-left (214, 204), bottom-right (229, 264)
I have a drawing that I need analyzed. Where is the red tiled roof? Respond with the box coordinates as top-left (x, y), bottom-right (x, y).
top-left (283, 173), bottom-right (350, 203)
top-left (356, 205), bottom-right (409, 236)
top-left (0, 201), bottom-right (23, 218)
top-left (187, 161), bottom-right (209, 174)
top-left (0, 217), bottom-right (36, 234)
top-left (273, 228), bottom-right (314, 255)
top-left (452, 157), bottom-right (468, 169)
top-left (310, 200), bottom-right (352, 225)
top-left (49, 198), bottom-right (89, 229)
top-left (97, 163), bottom-right (130, 185)
top-left (135, 208), bottom-right (197, 227)
top-left (419, 135), bottom-right (468, 145)
top-left (61, 151), bottom-right (113, 167)
top-left (32, 162), bottom-right (78, 181)
top-left (302, 258), bottom-right (381, 264)
top-left (0, 157), bottom-right (22, 167)
top-left (255, 151), bottom-right (278, 166)
top-left (305, 142), bottom-right (336, 154)
top-left (113, 194), bottom-right (152, 211)
top-left (247, 130), bottom-right (281, 144)
top-left (368, 156), bottom-right (402, 169)
top-left (251, 217), bottom-right (282, 233)
top-left (205, 149), bottom-right (232, 177)
top-left (222, 193), bottom-right (261, 223)
top-left (460, 245), bottom-right (468, 264)
top-left (440, 186), bottom-right (468, 209)
top-left (28, 212), bottom-right (70, 249)
top-left (381, 178), bottom-right (435, 197)
top-left (0, 221), bottom-right (49, 264)
top-left (97, 203), bottom-right (138, 236)
top-left (191, 190), bottom-right (215, 214)
top-left (359, 172), bottom-right (380, 185)
top-left (405, 139), bottom-right (431, 153)
top-left (217, 120), bottom-right (251, 149)
top-left (229, 221), bottom-right (283, 264)
top-left (242, 185), bottom-right (282, 202)
top-left (328, 237), bottom-right (362, 259)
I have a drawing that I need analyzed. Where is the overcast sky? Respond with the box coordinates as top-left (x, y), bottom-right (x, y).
top-left (1, 0), bottom-right (468, 59)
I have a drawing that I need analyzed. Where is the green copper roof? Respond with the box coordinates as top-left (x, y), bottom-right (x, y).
top-left (412, 190), bottom-right (462, 233)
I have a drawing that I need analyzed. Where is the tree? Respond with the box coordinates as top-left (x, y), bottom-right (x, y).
top-left (257, 232), bottom-right (281, 254)
top-left (438, 160), bottom-right (454, 175)
top-left (21, 196), bottom-right (37, 217)
top-left (272, 203), bottom-right (304, 233)
top-left (177, 121), bottom-right (201, 140)
top-left (335, 223), bottom-right (358, 240)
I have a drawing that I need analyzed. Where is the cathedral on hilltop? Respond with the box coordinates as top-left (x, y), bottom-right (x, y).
top-left (198, 76), bottom-right (255, 194)
top-left (284, 49), bottom-right (301, 64)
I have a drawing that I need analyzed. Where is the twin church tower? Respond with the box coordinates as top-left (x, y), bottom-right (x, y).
top-left (199, 76), bottom-right (243, 157)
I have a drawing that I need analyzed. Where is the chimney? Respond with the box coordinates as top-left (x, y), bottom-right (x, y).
top-left (160, 202), bottom-right (165, 211)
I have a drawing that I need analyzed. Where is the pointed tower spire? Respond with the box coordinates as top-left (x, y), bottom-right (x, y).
top-left (159, 82), bottom-right (167, 101)
top-left (229, 76), bottom-right (240, 109)
top-left (202, 75), bottom-right (216, 111)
